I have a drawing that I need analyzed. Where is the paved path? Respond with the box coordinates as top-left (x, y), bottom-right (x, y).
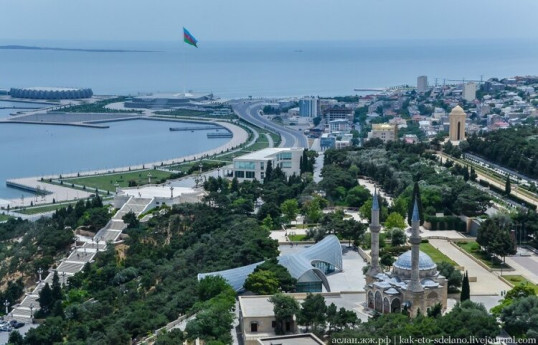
top-left (428, 239), bottom-right (511, 295)
top-left (504, 255), bottom-right (538, 284)
top-left (8, 196), bottom-right (151, 323)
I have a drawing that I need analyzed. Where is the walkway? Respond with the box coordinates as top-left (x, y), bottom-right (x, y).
top-left (428, 239), bottom-right (511, 295)
top-left (9, 196), bottom-right (152, 322)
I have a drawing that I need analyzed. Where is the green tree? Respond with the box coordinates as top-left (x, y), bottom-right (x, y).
top-left (261, 214), bottom-right (274, 230)
top-left (385, 212), bottom-right (406, 229)
top-left (38, 282), bottom-right (54, 315)
top-left (505, 176), bottom-right (511, 195)
top-left (244, 270), bottom-right (279, 295)
top-left (390, 229), bottom-right (406, 247)
top-left (500, 295), bottom-right (538, 338)
top-left (345, 185), bottom-right (371, 208)
top-left (437, 262), bottom-right (462, 291)
top-left (298, 293), bottom-right (327, 332)
top-left (460, 271), bottom-right (470, 301)
top-left (269, 293), bottom-right (300, 335)
top-left (253, 258), bottom-right (296, 292)
top-left (122, 211), bottom-right (139, 229)
top-left (51, 271), bottom-right (62, 302)
top-left (280, 199), bottom-right (299, 224)
top-left (198, 276), bottom-right (231, 301)
top-left (380, 253), bottom-right (395, 268)
top-left (470, 166), bottom-right (477, 181)
top-left (7, 330), bottom-right (24, 345)
top-left (438, 301), bottom-right (499, 341)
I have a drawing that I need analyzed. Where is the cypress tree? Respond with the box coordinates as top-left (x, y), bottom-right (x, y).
top-left (407, 181), bottom-right (424, 225)
top-left (51, 271), bottom-right (62, 302)
top-left (460, 271), bottom-right (470, 301)
top-left (38, 283), bottom-right (53, 315)
top-left (264, 160), bottom-right (273, 182)
top-left (505, 176), bottom-right (511, 195)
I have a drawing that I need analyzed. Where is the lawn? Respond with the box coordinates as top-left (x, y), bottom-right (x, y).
top-left (288, 234), bottom-right (307, 242)
top-left (16, 202), bottom-right (78, 215)
top-left (419, 242), bottom-right (458, 266)
top-left (457, 241), bottom-right (511, 269)
top-left (502, 275), bottom-right (538, 294)
top-left (0, 214), bottom-right (12, 221)
top-left (62, 169), bottom-right (174, 192)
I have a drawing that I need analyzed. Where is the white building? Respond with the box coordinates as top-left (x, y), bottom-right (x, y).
top-left (417, 76), bottom-right (428, 93)
top-left (463, 82), bottom-right (477, 102)
top-left (232, 148), bottom-right (303, 182)
top-left (299, 96), bottom-right (318, 118)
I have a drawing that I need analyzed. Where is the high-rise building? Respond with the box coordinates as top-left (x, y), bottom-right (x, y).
top-left (463, 82), bottom-right (477, 102)
top-left (449, 105), bottom-right (467, 142)
top-left (298, 96), bottom-right (318, 117)
top-left (417, 76), bottom-right (428, 93)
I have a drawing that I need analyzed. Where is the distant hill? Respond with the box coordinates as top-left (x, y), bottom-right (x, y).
top-left (0, 45), bottom-right (158, 53)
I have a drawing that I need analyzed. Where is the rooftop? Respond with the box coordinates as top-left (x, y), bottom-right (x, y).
top-left (120, 185), bottom-right (202, 199)
top-left (257, 334), bottom-right (325, 345)
top-left (234, 147), bottom-right (300, 161)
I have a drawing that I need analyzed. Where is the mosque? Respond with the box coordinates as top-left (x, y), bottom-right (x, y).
top-left (364, 192), bottom-right (448, 317)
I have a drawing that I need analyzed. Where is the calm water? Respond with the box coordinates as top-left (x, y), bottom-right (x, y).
top-left (0, 39), bottom-right (537, 97)
top-left (0, 120), bottom-right (227, 199)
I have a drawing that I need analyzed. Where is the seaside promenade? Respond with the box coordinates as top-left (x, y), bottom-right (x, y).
top-left (2, 119), bottom-right (248, 208)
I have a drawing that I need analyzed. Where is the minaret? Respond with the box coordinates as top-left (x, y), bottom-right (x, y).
top-left (407, 199), bottom-right (424, 293)
top-left (366, 190), bottom-right (381, 281)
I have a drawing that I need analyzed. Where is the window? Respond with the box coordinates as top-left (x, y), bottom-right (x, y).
top-left (260, 161), bottom-right (264, 170)
top-left (246, 171), bottom-right (255, 179)
top-left (281, 161), bottom-right (292, 169)
top-left (272, 320), bottom-right (276, 328)
top-left (250, 322), bottom-right (258, 332)
top-left (277, 152), bottom-right (292, 160)
top-left (234, 170), bottom-right (245, 178)
top-left (234, 161), bottom-right (256, 170)
top-left (261, 172), bottom-right (265, 179)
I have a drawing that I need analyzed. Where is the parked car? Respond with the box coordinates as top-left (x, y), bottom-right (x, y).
top-left (9, 320), bottom-right (24, 329)
top-left (0, 324), bottom-right (12, 332)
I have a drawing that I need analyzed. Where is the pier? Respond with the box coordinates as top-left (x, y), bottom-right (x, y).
top-left (207, 131), bottom-right (232, 138)
top-left (169, 125), bottom-right (221, 131)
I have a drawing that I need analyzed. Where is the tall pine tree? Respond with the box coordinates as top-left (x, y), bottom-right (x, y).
top-left (505, 176), bottom-right (511, 195)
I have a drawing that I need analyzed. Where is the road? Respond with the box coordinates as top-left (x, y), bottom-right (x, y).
top-left (231, 100), bottom-right (309, 148)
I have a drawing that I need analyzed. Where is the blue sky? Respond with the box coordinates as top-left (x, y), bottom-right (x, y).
top-left (1, 0), bottom-right (538, 42)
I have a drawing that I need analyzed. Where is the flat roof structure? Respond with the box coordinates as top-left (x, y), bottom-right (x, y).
top-left (121, 185), bottom-right (202, 199)
top-left (234, 148), bottom-right (297, 161)
top-left (257, 334), bottom-right (324, 345)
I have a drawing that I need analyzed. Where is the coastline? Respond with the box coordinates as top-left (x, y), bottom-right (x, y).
top-left (2, 120), bottom-right (248, 208)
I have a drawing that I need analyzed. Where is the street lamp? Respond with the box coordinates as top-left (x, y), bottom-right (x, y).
top-left (3, 300), bottom-right (9, 315)
top-left (170, 186), bottom-right (174, 199)
top-left (217, 167), bottom-right (220, 178)
top-left (61, 272), bottom-right (67, 287)
top-left (29, 303), bottom-right (34, 323)
top-left (37, 268), bottom-right (43, 282)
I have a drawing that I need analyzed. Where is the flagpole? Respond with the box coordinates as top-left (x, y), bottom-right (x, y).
top-left (183, 40), bottom-right (186, 95)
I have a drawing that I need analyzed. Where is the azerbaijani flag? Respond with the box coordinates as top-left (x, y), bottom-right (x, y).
top-left (183, 27), bottom-right (198, 48)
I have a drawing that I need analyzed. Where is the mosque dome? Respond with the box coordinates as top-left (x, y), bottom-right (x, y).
top-left (449, 105), bottom-right (465, 117)
top-left (393, 250), bottom-right (436, 271)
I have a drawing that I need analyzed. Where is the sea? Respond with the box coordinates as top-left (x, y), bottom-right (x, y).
top-left (1, 39), bottom-right (538, 200)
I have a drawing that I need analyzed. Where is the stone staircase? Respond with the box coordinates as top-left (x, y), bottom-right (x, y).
top-left (8, 196), bottom-right (153, 322)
